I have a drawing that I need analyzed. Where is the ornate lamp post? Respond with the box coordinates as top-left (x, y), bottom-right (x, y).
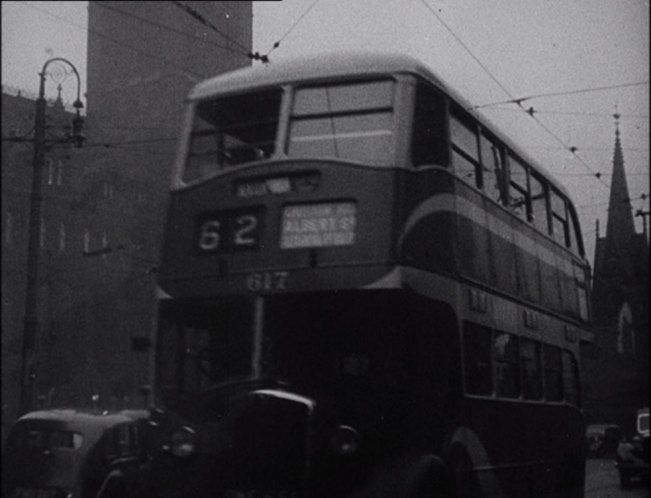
top-left (20, 57), bottom-right (84, 414)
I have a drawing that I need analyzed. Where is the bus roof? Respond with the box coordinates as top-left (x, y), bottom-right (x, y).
top-left (188, 51), bottom-right (573, 202)
top-left (189, 51), bottom-right (446, 100)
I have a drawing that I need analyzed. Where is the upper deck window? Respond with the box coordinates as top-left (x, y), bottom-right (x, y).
top-left (450, 113), bottom-right (480, 188)
top-left (184, 89), bottom-right (282, 183)
top-left (412, 82), bottom-right (448, 167)
top-left (287, 79), bottom-right (395, 166)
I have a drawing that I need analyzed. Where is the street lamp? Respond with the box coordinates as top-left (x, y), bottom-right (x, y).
top-left (20, 57), bottom-right (84, 415)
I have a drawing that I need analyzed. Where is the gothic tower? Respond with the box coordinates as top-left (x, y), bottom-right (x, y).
top-left (583, 114), bottom-right (650, 434)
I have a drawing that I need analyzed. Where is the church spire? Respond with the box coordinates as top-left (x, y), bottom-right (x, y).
top-left (604, 111), bottom-right (637, 259)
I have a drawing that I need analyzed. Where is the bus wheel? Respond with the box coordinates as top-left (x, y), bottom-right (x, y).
top-left (410, 469), bottom-right (452, 498)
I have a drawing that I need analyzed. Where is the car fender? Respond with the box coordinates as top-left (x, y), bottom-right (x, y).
top-left (95, 468), bottom-right (127, 498)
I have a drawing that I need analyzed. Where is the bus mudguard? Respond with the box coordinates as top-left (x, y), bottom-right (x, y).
top-left (351, 452), bottom-right (452, 498)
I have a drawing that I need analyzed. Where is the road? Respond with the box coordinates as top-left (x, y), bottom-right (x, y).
top-left (586, 458), bottom-right (649, 498)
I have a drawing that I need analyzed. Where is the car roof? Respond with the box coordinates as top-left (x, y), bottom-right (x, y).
top-left (15, 409), bottom-right (137, 437)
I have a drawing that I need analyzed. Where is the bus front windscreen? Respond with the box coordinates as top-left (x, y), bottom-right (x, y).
top-left (184, 89), bottom-right (282, 183)
top-left (287, 79), bottom-right (395, 166)
top-left (156, 298), bottom-right (256, 400)
top-left (155, 291), bottom-right (454, 402)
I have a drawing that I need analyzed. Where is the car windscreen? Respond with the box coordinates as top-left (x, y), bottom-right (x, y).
top-left (6, 424), bottom-right (83, 451)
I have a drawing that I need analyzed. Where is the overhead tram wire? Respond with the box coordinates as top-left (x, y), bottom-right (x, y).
top-left (418, 0), bottom-right (516, 103)
top-left (171, 1), bottom-right (260, 62)
top-left (418, 0), bottom-right (612, 191)
top-left (469, 81), bottom-right (650, 111)
top-left (17, 1), bottom-right (209, 80)
top-left (82, 137), bottom-right (178, 149)
top-left (94, 2), bottom-right (238, 56)
top-left (487, 107), bottom-right (649, 120)
top-left (265, 0), bottom-right (322, 59)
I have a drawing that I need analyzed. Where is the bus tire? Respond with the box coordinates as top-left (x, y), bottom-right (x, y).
top-left (353, 453), bottom-right (453, 498)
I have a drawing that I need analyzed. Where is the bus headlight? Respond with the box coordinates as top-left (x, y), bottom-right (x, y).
top-left (170, 425), bottom-right (197, 458)
top-left (330, 425), bottom-right (359, 456)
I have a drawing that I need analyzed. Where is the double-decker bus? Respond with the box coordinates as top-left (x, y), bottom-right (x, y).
top-left (149, 52), bottom-right (592, 498)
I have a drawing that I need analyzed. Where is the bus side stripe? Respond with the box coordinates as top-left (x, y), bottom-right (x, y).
top-left (399, 194), bottom-right (573, 278)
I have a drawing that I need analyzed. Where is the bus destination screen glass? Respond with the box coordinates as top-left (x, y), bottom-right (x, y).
top-left (184, 89), bottom-right (282, 182)
top-left (280, 201), bottom-right (356, 249)
top-left (288, 79), bottom-right (395, 166)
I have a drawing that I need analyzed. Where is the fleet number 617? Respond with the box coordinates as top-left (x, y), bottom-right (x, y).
top-left (246, 271), bottom-right (289, 291)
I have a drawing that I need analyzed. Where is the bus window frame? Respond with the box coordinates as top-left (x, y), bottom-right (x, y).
top-left (285, 77), bottom-right (400, 167)
top-left (529, 170), bottom-right (550, 235)
top-left (550, 188), bottom-right (569, 248)
top-left (506, 153), bottom-right (530, 221)
top-left (478, 130), bottom-right (507, 206)
top-left (410, 78), bottom-right (450, 168)
top-left (450, 107), bottom-right (482, 189)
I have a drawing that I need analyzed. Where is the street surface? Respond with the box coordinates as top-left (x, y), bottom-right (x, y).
top-left (586, 458), bottom-right (649, 498)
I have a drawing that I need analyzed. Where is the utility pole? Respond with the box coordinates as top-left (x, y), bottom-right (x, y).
top-left (636, 209), bottom-right (649, 240)
top-left (19, 58), bottom-right (84, 415)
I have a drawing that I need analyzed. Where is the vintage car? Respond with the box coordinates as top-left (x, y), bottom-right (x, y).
top-left (585, 423), bottom-right (621, 456)
top-left (615, 407), bottom-right (649, 487)
top-left (1, 409), bottom-right (153, 498)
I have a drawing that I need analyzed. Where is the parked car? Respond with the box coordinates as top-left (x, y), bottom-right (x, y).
top-left (585, 423), bottom-right (621, 456)
top-left (1, 409), bottom-right (153, 498)
top-left (615, 407), bottom-right (649, 487)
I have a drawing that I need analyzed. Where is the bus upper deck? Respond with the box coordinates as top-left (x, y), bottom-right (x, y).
top-left (159, 52), bottom-right (590, 326)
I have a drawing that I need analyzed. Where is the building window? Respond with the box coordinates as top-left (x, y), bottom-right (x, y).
top-left (47, 158), bottom-right (54, 185)
top-left (104, 183), bottom-right (114, 200)
top-left (5, 212), bottom-right (12, 245)
top-left (56, 160), bottom-right (64, 185)
top-left (102, 231), bottom-right (108, 260)
top-left (83, 228), bottom-right (90, 253)
top-left (617, 303), bottom-right (635, 355)
top-left (58, 223), bottom-right (66, 252)
top-left (40, 219), bottom-right (46, 249)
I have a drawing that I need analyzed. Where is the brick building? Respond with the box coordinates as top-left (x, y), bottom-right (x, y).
top-left (1, 1), bottom-right (252, 440)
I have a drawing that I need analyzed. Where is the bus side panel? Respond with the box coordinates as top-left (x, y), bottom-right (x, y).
top-left (398, 168), bottom-right (457, 275)
top-left (451, 400), bottom-right (584, 498)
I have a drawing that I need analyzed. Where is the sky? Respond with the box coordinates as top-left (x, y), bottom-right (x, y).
top-left (1, 0), bottom-right (649, 265)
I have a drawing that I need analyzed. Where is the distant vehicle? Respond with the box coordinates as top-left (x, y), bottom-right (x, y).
top-left (585, 423), bottom-right (621, 456)
top-left (615, 407), bottom-right (649, 487)
top-left (1, 409), bottom-right (153, 498)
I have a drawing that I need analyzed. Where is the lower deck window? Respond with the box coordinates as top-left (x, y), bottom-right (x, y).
top-left (463, 320), bottom-right (579, 406)
top-left (463, 323), bottom-right (493, 395)
top-left (493, 332), bottom-right (520, 398)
